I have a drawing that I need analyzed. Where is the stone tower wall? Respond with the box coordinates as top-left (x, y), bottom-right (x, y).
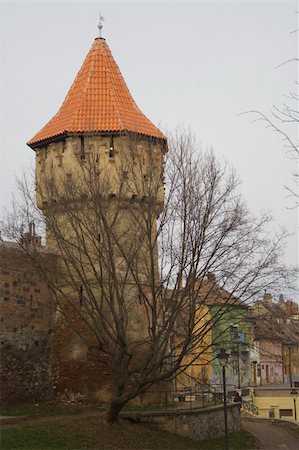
top-left (31, 133), bottom-right (166, 401)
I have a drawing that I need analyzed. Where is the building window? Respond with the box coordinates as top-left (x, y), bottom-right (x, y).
top-left (79, 285), bottom-right (84, 306)
top-left (279, 409), bottom-right (293, 418)
top-left (232, 360), bottom-right (238, 375)
top-left (80, 136), bottom-right (85, 160)
top-left (109, 136), bottom-right (114, 158)
top-left (257, 364), bottom-right (261, 377)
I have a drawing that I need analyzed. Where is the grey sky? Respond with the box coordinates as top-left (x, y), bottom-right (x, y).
top-left (0, 1), bottom-right (298, 297)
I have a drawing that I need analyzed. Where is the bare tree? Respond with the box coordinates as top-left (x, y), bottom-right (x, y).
top-left (2, 129), bottom-right (295, 423)
top-left (243, 27), bottom-right (298, 207)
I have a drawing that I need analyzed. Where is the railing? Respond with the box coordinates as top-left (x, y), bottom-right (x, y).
top-left (126, 384), bottom-right (257, 414)
top-left (242, 400), bottom-right (259, 415)
top-left (126, 389), bottom-right (221, 413)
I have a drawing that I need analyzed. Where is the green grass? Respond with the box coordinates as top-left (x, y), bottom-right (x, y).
top-left (199, 429), bottom-right (258, 449)
top-left (1, 415), bottom-right (258, 450)
top-left (1, 424), bottom-right (96, 450)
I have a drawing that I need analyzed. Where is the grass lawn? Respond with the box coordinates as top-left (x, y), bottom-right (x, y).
top-left (1, 416), bottom-right (257, 450)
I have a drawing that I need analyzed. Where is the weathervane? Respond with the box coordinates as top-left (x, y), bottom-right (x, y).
top-left (98, 12), bottom-right (105, 38)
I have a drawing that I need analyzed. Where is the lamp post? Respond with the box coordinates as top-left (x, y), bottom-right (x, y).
top-left (217, 348), bottom-right (229, 450)
top-left (252, 360), bottom-right (257, 386)
top-left (290, 389), bottom-right (298, 421)
top-left (230, 324), bottom-right (241, 389)
top-left (285, 339), bottom-right (295, 388)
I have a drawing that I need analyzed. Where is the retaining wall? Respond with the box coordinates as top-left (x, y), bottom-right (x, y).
top-left (121, 403), bottom-right (241, 441)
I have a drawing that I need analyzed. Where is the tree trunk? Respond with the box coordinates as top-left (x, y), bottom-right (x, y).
top-left (107, 397), bottom-right (129, 424)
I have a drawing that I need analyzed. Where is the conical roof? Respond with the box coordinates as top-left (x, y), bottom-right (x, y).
top-left (28, 38), bottom-right (165, 148)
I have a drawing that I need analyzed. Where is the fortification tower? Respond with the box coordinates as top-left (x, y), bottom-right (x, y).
top-left (27, 37), bottom-right (167, 400)
top-left (28, 36), bottom-right (166, 217)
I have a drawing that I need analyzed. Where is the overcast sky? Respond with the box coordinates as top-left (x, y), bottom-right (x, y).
top-left (0, 1), bottom-right (298, 298)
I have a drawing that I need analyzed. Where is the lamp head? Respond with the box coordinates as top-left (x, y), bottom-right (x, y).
top-left (217, 348), bottom-right (229, 367)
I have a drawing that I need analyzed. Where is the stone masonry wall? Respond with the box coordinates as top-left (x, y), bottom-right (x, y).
top-left (121, 403), bottom-right (241, 441)
top-left (0, 346), bottom-right (54, 405)
top-left (0, 241), bottom-right (54, 404)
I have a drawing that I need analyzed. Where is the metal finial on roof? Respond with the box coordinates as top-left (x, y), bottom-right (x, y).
top-left (98, 12), bottom-right (105, 38)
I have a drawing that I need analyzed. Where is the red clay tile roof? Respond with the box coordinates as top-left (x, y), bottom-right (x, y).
top-left (28, 38), bottom-right (166, 147)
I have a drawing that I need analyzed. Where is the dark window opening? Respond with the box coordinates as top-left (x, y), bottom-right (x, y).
top-left (79, 285), bottom-right (84, 306)
top-left (34, 340), bottom-right (39, 347)
top-left (109, 136), bottom-right (115, 158)
top-left (80, 136), bottom-right (85, 160)
top-left (98, 234), bottom-right (101, 242)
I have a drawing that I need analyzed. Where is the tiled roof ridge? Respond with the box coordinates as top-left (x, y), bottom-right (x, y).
top-left (27, 38), bottom-right (166, 147)
top-left (105, 42), bottom-right (126, 131)
top-left (68, 41), bottom-right (96, 130)
top-left (27, 44), bottom-right (94, 144)
top-left (104, 40), bottom-right (156, 134)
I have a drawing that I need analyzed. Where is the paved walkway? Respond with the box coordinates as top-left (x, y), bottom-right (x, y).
top-left (242, 417), bottom-right (299, 450)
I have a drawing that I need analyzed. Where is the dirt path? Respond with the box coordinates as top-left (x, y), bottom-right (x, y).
top-left (242, 417), bottom-right (299, 450)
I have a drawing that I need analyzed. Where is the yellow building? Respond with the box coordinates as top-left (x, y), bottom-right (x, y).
top-left (174, 305), bottom-right (213, 391)
top-left (251, 387), bottom-right (299, 421)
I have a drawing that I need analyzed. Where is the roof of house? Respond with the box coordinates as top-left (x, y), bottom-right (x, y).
top-left (196, 279), bottom-right (246, 309)
top-left (27, 38), bottom-right (166, 148)
top-left (250, 298), bottom-right (299, 344)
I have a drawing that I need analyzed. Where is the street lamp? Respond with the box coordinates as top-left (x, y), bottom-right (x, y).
top-left (217, 348), bottom-right (229, 450)
top-left (290, 389), bottom-right (298, 421)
